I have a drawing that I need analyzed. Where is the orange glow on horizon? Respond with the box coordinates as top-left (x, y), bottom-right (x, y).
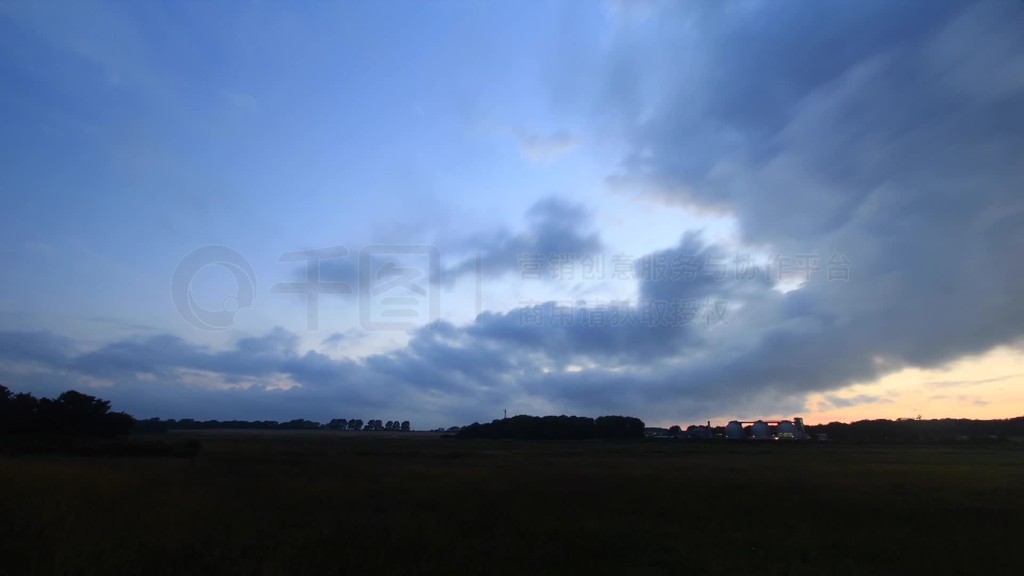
top-left (801, 345), bottom-right (1024, 424)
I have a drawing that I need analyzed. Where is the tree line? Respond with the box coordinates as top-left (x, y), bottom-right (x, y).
top-left (1, 385), bottom-right (417, 436)
top-left (457, 415), bottom-right (646, 440)
top-left (6, 383), bottom-right (1021, 444)
top-left (657, 417), bottom-right (1024, 443)
top-left (805, 417), bottom-right (1024, 443)
top-left (0, 385), bottom-right (134, 437)
top-left (327, 418), bottom-right (411, 432)
top-left (134, 417), bottom-right (413, 434)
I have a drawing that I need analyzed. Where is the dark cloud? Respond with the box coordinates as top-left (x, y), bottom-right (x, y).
top-left (604, 0), bottom-right (966, 201)
top-left (0, 330), bottom-right (74, 369)
top-left (69, 329), bottom-right (297, 382)
top-left (0, 327), bottom-right (433, 423)
top-left (588, 1), bottom-right (1024, 406)
top-left (276, 197), bottom-right (603, 292)
top-left (444, 196), bottom-right (602, 283)
top-left (468, 300), bottom-right (694, 365)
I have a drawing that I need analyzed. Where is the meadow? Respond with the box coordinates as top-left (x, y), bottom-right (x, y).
top-left (1, 432), bottom-right (1022, 575)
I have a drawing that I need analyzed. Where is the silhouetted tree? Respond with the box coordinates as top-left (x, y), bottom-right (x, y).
top-left (594, 416), bottom-right (645, 439)
top-left (0, 388), bottom-right (133, 436)
top-left (400, 420), bottom-right (411, 432)
top-left (0, 385), bottom-right (17, 433)
top-left (280, 418), bottom-right (320, 430)
top-left (457, 414), bottom-right (646, 440)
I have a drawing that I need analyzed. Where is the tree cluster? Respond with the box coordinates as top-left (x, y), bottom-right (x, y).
top-left (0, 386), bottom-right (134, 437)
top-left (327, 419), bottom-right (412, 431)
top-left (805, 417), bottom-right (1024, 443)
top-left (134, 416), bottom-right (412, 434)
top-left (457, 414), bottom-right (645, 440)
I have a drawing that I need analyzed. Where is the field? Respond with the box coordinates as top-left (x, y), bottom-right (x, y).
top-left (1, 432), bottom-right (1022, 575)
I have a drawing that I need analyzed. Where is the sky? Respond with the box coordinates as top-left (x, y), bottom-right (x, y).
top-left (1, 0), bottom-right (1022, 429)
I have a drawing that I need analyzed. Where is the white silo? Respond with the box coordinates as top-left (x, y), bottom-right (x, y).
top-left (750, 420), bottom-right (771, 439)
top-left (776, 420), bottom-right (797, 439)
top-left (725, 421), bottom-right (745, 439)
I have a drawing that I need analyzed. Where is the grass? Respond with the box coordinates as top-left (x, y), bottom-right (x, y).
top-left (1, 432), bottom-right (1022, 575)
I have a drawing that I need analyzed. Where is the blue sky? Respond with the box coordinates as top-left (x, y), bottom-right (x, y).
top-left (1, 1), bottom-right (1022, 428)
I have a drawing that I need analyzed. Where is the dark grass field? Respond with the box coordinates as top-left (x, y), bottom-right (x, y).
top-left (1, 433), bottom-right (1022, 575)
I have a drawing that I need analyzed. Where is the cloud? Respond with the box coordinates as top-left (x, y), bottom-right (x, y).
top-left (822, 394), bottom-right (892, 410)
top-left (516, 129), bottom-right (579, 163)
top-left (274, 198), bottom-right (603, 292)
top-left (0, 326), bottom-right (421, 422)
top-left (0, 330), bottom-right (75, 370)
top-left (444, 197), bottom-right (603, 283)
top-left (321, 329), bottom-right (366, 349)
top-left (0, 232), bottom-right (809, 425)
top-left (926, 374), bottom-right (1023, 390)
top-left (585, 0), bottom-right (1024, 402)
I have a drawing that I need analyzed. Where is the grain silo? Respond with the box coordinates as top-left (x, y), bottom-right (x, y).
top-left (725, 420), bottom-right (746, 439)
top-left (750, 420), bottom-right (771, 439)
top-left (776, 420), bottom-right (797, 439)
